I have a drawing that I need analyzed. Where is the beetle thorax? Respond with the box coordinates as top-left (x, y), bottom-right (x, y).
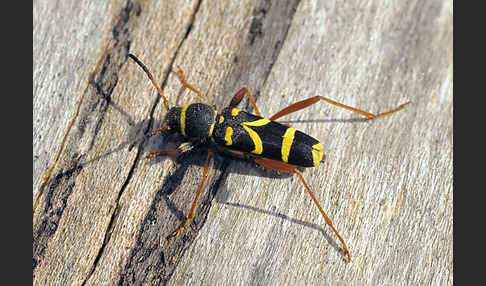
top-left (165, 103), bottom-right (217, 139)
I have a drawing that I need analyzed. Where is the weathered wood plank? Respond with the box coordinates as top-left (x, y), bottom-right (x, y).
top-left (168, 0), bottom-right (453, 285)
top-left (33, 0), bottom-right (452, 285)
top-left (34, 0), bottom-right (202, 284)
top-left (33, 0), bottom-right (112, 197)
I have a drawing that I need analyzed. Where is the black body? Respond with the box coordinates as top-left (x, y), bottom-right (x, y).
top-left (212, 107), bottom-right (322, 167)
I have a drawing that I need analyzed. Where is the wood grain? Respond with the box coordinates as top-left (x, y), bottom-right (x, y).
top-left (33, 0), bottom-right (452, 285)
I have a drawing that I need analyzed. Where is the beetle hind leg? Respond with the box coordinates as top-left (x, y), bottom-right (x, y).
top-left (167, 150), bottom-right (214, 239)
top-left (269, 95), bottom-right (411, 121)
top-left (253, 157), bottom-right (351, 262)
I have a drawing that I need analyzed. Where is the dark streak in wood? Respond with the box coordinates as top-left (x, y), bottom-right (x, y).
top-left (33, 160), bottom-right (83, 270)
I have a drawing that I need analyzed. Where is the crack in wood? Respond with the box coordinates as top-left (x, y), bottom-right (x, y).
top-left (34, 0), bottom-right (305, 284)
top-left (114, 1), bottom-right (306, 284)
top-left (83, 0), bottom-right (205, 284)
top-left (33, 160), bottom-right (83, 270)
top-left (78, 0), bottom-right (144, 285)
top-left (226, 0), bottom-right (302, 113)
top-left (33, 0), bottom-right (143, 282)
top-left (117, 152), bottom-right (231, 285)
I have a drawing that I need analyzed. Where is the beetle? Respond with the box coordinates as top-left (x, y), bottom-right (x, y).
top-left (128, 53), bottom-right (410, 262)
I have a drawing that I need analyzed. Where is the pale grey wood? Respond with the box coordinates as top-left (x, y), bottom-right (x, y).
top-left (33, 0), bottom-right (112, 196)
top-left (33, 0), bottom-right (452, 285)
top-left (33, 0), bottom-right (204, 285)
top-left (169, 0), bottom-right (453, 285)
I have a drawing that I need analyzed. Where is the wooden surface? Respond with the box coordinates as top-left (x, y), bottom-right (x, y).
top-left (33, 0), bottom-right (453, 285)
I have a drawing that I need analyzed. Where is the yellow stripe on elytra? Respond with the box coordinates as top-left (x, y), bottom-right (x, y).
top-left (312, 143), bottom-right (324, 166)
top-left (242, 125), bottom-right (262, 154)
top-left (208, 109), bottom-right (218, 137)
top-left (219, 115), bottom-right (224, 124)
top-left (224, 127), bottom-right (233, 146)
top-left (242, 118), bottom-right (270, 127)
top-left (241, 118), bottom-right (270, 155)
top-left (231, 108), bottom-right (241, 116)
top-left (281, 128), bottom-right (296, 163)
top-left (180, 104), bottom-right (191, 136)
top-left (208, 123), bottom-right (215, 137)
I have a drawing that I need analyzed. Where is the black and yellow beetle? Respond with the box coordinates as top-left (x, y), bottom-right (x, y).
top-left (128, 53), bottom-right (410, 262)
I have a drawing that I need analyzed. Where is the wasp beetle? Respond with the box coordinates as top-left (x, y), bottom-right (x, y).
top-left (128, 53), bottom-right (410, 262)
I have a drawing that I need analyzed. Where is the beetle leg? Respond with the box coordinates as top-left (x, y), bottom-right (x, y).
top-left (175, 66), bottom-right (202, 101)
top-left (228, 88), bottom-right (262, 117)
top-left (146, 142), bottom-right (194, 159)
top-left (149, 121), bottom-right (169, 136)
top-left (167, 150), bottom-right (214, 239)
top-left (253, 157), bottom-right (351, 262)
top-left (269, 96), bottom-right (411, 121)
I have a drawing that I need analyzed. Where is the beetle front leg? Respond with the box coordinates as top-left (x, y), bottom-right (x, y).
top-left (175, 66), bottom-right (202, 100)
top-left (146, 142), bottom-right (194, 159)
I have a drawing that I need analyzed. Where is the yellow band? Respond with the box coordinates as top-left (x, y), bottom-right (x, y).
top-left (312, 143), bottom-right (324, 166)
top-left (281, 128), bottom-right (296, 163)
top-left (180, 104), bottom-right (191, 137)
top-left (224, 127), bottom-right (233, 146)
top-left (241, 118), bottom-right (270, 155)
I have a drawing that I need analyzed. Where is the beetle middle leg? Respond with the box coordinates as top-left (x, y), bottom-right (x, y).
top-left (167, 150), bottom-right (214, 239)
top-left (228, 88), bottom-right (262, 117)
top-left (253, 157), bottom-right (351, 262)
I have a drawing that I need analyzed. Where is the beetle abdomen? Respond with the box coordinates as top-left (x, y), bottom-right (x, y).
top-left (212, 107), bottom-right (324, 167)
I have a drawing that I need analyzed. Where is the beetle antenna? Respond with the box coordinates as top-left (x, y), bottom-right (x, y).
top-left (128, 53), bottom-right (170, 111)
